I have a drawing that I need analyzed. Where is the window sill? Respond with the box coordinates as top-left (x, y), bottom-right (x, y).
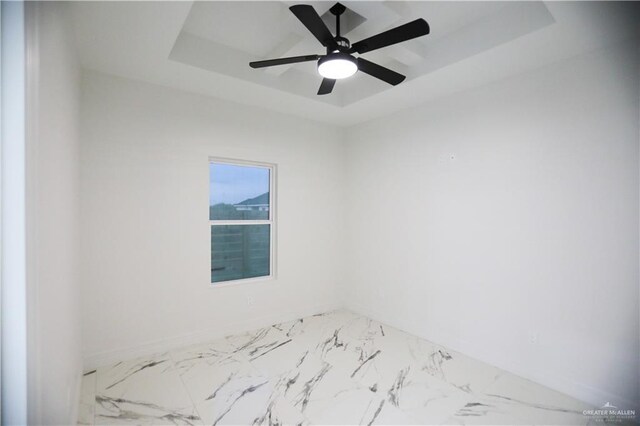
top-left (210, 274), bottom-right (275, 289)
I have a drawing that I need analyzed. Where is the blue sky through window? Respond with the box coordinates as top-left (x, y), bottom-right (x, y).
top-left (209, 163), bottom-right (269, 206)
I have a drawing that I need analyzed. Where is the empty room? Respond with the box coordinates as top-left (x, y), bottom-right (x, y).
top-left (1, 1), bottom-right (638, 425)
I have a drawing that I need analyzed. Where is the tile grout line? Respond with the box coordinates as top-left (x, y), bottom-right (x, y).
top-left (91, 370), bottom-right (97, 425)
top-left (168, 348), bottom-right (207, 425)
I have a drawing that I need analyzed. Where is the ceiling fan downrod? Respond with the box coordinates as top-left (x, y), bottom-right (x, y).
top-left (330, 2), bottom-right (349, 52)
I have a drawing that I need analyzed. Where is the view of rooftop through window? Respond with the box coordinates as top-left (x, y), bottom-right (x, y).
top-left (209, 162), bottom-right (270, 220)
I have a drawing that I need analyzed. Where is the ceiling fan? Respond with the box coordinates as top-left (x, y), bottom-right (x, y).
top-left (249, 3), bottom-right (430, 95)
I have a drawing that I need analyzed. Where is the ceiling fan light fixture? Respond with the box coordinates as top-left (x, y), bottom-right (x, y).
top-left (249, 3), bottom-right (429, 94)
top-left (317, 53), bottom-right (357, 79)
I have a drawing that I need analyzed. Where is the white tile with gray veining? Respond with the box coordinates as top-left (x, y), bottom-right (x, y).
top-left (78, 309), bottom-right (597, 425)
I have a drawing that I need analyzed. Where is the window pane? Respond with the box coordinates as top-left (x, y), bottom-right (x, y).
top-left (209, 163), bottom-right (270, 220)
top-left (211, 225), bottom-right (270, 283)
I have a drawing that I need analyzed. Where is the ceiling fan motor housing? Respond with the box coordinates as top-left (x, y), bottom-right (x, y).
top-left (331, 36), bottom-right (351, 53)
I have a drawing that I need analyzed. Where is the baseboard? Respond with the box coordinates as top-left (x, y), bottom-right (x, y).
top-left (345, 301), bottom-right (638, 412)
top-left (83, 302), bottom-right (341, 371)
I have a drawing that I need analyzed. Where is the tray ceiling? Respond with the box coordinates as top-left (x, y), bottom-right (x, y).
top-left (168, 1), bottom-right (554, 107)
top-left (70, 1), bottom-right (640, 126)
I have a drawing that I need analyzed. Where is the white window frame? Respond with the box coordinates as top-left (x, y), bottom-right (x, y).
top-left (209, 157), bottom-right (276, 287)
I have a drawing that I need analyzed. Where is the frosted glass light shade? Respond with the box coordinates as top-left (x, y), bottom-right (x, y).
top-left (317, 53), bottom-right (357, 79)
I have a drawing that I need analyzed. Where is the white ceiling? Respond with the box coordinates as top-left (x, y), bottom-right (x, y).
top-left (70, 1), bottom-right (639, 127)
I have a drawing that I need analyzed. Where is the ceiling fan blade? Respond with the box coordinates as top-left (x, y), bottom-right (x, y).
top-left (250, 54), bottom-right (319, 68)
top-left (290, 5), bottom-right (338, 50)
top-left (351, 19), bottom-right (429, 54)
top-left (356, 58), bottom-right (405, 86)
top-left (317, 78), bottom-right (336, 95)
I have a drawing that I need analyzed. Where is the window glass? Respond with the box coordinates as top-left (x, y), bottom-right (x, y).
top-left (209, 163), bottom-right (270, 221)
top-left (209, 160), bottom-right (274, 284)
top-left (211, 225), bottom-right (270, 283)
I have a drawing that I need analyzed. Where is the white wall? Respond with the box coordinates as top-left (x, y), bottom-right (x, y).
top-left (26, 2), bottom-right (83, 424)
top-left (344, 40), bottom-right (639, 409)
top-left (79, 72), bottom-right (346, 367)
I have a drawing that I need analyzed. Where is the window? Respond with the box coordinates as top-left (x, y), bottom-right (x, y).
top-left (209, 159), bottom-right (275, 285)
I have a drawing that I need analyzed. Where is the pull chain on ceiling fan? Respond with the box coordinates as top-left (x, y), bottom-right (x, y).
top-left (249, 3), bottom-right (430, 95)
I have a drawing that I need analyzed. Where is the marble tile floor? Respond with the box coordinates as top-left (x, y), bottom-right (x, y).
top-left (78, 310), bottom-right (607, 425)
